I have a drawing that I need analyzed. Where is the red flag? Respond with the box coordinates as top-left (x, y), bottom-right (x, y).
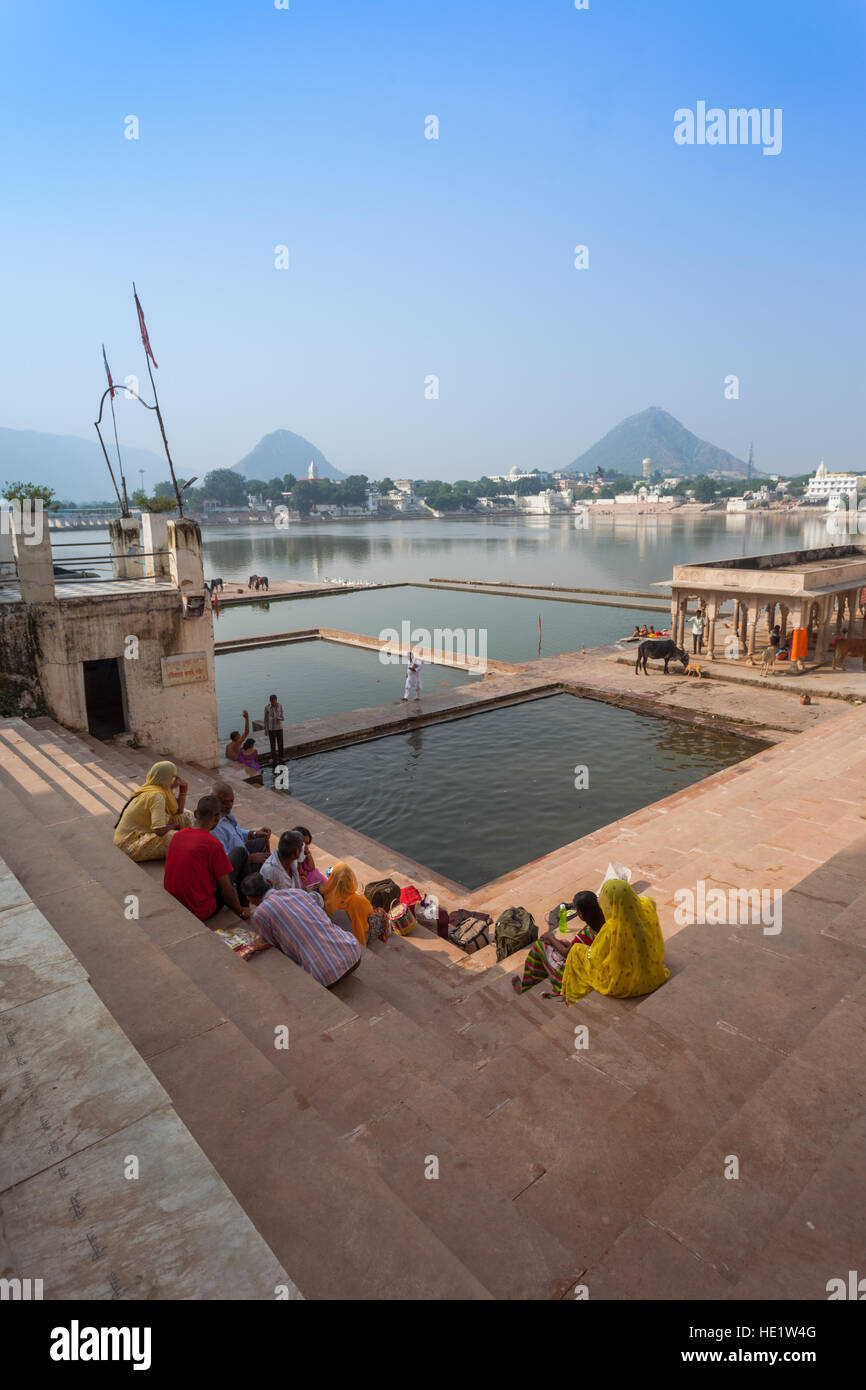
top-left (133, 287), bottom-right (159, 368)
top-left (102, 343), bottom-right (115, 398)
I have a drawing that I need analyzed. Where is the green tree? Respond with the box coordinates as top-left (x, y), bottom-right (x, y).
top-left (693, 476), bottom-right (718, 503)
top-left (378, 476), bottom-right (394, 494)
top-left (2, 480), bottom-right (59, 509)
top-left (200, 468), bottom-right (248, 506)
top-left (339, 474), bottom-right (369, 506)
top-left (291, 479), bottom-right (314, 516)
top-left (263, 476), bottom-right (287, 503)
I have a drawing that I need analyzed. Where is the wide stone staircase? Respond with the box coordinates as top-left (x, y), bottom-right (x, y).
top-left (1, 712), bottom-right (864, 1300)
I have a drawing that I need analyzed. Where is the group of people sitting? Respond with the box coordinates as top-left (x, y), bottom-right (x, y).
top-left (113, 761), bottom-right (669, 1007)
top-left (112, 761), bottom-right (389, 990)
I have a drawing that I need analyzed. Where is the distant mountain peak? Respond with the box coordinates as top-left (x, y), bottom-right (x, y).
top-left (232, 429), bottom-right (345, 481)
top-left (569, 408), bottom-right (748, 477)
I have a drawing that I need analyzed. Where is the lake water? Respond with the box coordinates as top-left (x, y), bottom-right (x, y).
top-left (200, 511), bottom-right (832, 592)
top-left (287, 692), bottom-right (764, 890)
top-left (58, 512), bottom-right (831, 734)
top-left (217, 638), bottom-right (470, 737)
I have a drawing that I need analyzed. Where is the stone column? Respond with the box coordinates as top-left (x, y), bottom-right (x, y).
top-left (167, 518), bottom-right (205, 593)
top-left (140, 513), bottom-right (171, 579)
top-left (707, 595), bottom-right (718, 659)
top-left (677, 599), bottom-right (687, 648)
top-left (849, 588), bottom-right (862, 638)
top-left (670, 589), bottom-right (680, 639)
top-left (779, 603), bottom-right (789, 645)
top-left (11, 514), bottom-right (55, 604)
top-left (814, 595), bottom-right (833, 664)
top-left (0, 520), bottom-right (15, 581)
top-left (109, 517), bottom-right (143, 580)
top-left (746, 599), bottom-right (760, 657)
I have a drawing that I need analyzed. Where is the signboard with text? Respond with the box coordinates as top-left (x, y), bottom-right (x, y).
top-left (161, 651), bottom-right (209, 687)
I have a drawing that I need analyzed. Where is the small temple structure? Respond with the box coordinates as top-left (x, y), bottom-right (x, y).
top-left (0, 512), bottom-right (218, 765)
top-left (660, 543), bottom-right (866, 663)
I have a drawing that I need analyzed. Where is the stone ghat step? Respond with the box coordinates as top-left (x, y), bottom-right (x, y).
top-left (0, 757), bottom-right (498, 1299)
top-left (0, 720), bottom-right (637, 1292)
top-left (5, 716), bottom-right (866, 1298)
top-left (0, 729), bottom-right (612, 1294)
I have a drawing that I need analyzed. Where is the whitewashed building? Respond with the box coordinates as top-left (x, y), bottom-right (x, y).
top-left (805, 461), bottom-right (859, 503)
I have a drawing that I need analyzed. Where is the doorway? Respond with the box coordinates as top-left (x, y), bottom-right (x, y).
top-left (83, 659), bottom-right (126, 739)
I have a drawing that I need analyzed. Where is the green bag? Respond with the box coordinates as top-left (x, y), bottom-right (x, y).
top-left (494, 906), bottom-right (538, 962)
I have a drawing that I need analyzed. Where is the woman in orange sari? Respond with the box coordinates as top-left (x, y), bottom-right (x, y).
top-left (322, 862), bottom-right (377, 946)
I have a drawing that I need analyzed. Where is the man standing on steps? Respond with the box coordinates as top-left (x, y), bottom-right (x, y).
top-left (263, 693), bottom-right (285, 766)
top-left (164, 793), bottom-right (251, 922)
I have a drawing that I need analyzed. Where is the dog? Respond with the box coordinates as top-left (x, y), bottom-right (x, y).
top-left (745, 646), bottom-right (776, 673)
top-left (686, 660), bottom-right (704, 679)
top-left (760, 646), bottom-right (777, 675)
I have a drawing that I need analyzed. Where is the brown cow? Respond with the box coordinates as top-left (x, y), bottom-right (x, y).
top-left (832, 637), bottom-right (866, 670)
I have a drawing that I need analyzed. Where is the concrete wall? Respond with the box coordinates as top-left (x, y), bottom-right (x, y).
top-left (1, 516), bottom-right (219, 766)
top-left (32, 592), bottom-right (218, 766)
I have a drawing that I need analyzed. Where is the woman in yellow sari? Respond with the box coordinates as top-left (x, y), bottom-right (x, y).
top-left (113, 761), bottom-right (193, 862)
top-left (560, 878), bottom-right (669, 1006)
top-left (322, 862), bottom-right (376, 947)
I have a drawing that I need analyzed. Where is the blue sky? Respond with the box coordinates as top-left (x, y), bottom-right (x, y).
top-left (0, 0), bottom-right (863, 485)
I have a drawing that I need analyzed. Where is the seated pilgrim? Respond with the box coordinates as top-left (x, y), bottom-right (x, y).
top-left (113, 761), bottom-right (193, 862)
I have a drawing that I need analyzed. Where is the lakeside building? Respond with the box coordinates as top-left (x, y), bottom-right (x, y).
top-left (661, 543), bottom-right (866, 663)
top-left (805, 461), bottom-right (859, 504)
top-left (0, 514), bottom-right (218, 765)
top-left (487, 466), bottom-right (553, 486)
top-left (515, 488), bottom-right (572, 514)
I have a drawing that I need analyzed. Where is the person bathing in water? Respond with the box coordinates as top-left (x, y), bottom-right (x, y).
top-left (225, 711), bottom-right (250, 762)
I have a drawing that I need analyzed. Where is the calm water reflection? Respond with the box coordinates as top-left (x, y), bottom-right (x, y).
top-left (289, 694), bottom-right (764, 890)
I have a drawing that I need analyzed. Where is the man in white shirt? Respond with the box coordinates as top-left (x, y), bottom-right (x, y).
top-left (403, 650), bottom-right (423, 701)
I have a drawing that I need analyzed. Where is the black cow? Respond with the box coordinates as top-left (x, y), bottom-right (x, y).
top-left (635, 639), bottom-right (689, 675)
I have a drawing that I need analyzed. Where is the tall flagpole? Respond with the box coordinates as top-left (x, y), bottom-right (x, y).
top-left (133, 283), bottom-right (184, 517)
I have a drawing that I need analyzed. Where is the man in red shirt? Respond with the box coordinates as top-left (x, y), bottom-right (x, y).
top-left (164, 794), bottom-right (251, 922)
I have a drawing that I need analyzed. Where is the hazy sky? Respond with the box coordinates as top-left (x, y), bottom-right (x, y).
top-left (1, 0), bottom-right (863, 485)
